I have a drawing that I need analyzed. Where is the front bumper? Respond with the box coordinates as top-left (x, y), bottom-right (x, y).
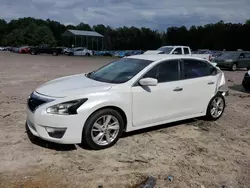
top-left (26, 107), bottom-right (88, 144)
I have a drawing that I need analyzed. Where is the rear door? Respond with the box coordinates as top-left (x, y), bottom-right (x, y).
top-left (180, 58), bottom-right (218, 114)
top-left (238, 52), bottom-right (250, 68)
top-left (183, 47), bottom-right (190, 55)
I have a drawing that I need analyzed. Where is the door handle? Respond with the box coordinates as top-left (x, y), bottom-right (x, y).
top-left (173, 87), bottom-right (183, 91)
top-left (207, 81), bottom-right (215, 85)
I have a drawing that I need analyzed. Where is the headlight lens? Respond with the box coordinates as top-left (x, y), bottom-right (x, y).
top-left (46, 99), bottom-right (87, 115)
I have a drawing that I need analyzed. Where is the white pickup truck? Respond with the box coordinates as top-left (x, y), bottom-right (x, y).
top-left (144, 46), bottom-right (212, 61)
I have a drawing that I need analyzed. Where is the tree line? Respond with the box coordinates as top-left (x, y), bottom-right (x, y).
top-left (0, 17), bottom-right (250, 51)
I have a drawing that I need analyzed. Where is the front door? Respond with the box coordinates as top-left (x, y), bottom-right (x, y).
top-left (132, 59), bottom-right (185, 127)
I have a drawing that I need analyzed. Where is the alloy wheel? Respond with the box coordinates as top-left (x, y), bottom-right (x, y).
top-left (91, 115), bottom-right (120, 146)
top-left (210, 97), bottom-right (224, 118)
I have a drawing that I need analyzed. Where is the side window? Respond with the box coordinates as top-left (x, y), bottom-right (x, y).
top-left (158, 60), bottom-right (179, 82)
top-left (76, 48), bottom-right (83, 51)
top-left (142, 60), bottom-right (180, 82)
top-left (173, 48), bottom-right (182, 54)
top-left (143, 65), bottom-right (159, 79)
top-left (184, 48), bottom-right (189, 54)
top-left (182, 59), bottom-right (214, 79)
top-left (243, 53), bottom-right (250, 58)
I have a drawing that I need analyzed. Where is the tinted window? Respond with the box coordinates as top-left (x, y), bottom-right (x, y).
top-left (243, 53), bottom-right (250, 58)
top-left (143, 60), bottom-right (179, 82)
top-left (182, 59), bottom-right (214, 79)
top-left (157, 47), bottom-right (174, 54)
top-left (173, 48), bottom-right (182, 54)
top-left (184, 48), bottom-right (190, 54)
top-left (87, 58), bottom-right (152, 83)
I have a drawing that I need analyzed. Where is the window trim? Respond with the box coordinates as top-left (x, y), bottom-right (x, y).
top-left (180, 58), bottom-right (216, 80)
top-left (132, 59), bottom-right (181, 87)
top-left (172, 47), bottom-right (183, 55)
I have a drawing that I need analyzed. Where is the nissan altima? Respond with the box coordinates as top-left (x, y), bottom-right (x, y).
top-left (26, 55), bottom-right (227, 150)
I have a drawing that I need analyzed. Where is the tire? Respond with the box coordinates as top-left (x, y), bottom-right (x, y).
top-left (68, 52), bottom-right (73, 56)
top-left (242, 81), bottom-right (250, 92)
top-left (82, 108), bottom-right (124, 150)
top-left (206, 93), bottom-right (225, 121)
top-left (86, 53), bottom-right (90, 56)
top-left (231, 63), bottom-right (237, 71)
top-left (31, 50), bottom-right (36, 55)
top-left (52, 52), bottom-right (58, 56)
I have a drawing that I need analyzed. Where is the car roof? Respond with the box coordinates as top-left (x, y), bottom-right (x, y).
top-left (125, 54), bottom-right (208, 62)
top-left (159, 45), bottom-right (190, 48)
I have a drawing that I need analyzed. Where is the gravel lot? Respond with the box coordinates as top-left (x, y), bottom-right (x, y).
top-left (0, 52), bottom-right (249, 188)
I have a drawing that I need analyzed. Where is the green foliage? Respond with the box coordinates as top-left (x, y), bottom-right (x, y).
top-left (0, 17), bottom-right (250, 50)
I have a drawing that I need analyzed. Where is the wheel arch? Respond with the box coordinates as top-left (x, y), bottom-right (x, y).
top-left (85, 105), bottom-right (128, 132)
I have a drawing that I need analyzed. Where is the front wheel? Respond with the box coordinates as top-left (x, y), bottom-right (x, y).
top-left (206, 93), bottom-right (225, 121)
top-left (82, 108), bottom-right (124, 150)
top-left (52, 52), bottom-right (58, 56)
top-left (231, 63), bottom-right (237, 71)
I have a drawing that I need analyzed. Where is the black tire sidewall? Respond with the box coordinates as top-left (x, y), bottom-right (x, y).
top-left (206, 93), bottom-right (225, 121)
top-left (82, 108), bottom-right (124, 150)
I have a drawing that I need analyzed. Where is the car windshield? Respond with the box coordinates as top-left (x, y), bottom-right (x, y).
top-left (157, 47), bottom-right (174, 54)
top-left (217, 52), bottom-right (239, 59)
top-left (86, 58), bottom-right (152, 83)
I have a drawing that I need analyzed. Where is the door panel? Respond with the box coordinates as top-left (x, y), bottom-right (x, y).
top-left (132, 59), bottom-right (185, 127)
top-left (180, 59), bottom-right (217, 113)
top-left (132, 81), bottom-right (186, 127)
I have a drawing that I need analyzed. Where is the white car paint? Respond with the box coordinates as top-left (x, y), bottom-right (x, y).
top-left (26, 54), bottom-right (226, 144)
top-left (73, 47), bottom-right (93, 56)
top-left (144, 46), bottom-right (212, 61)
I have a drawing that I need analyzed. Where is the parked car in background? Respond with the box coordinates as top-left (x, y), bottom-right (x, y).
top-left (242, 70), bottom-right (250, 91)
top-left (144, 46), bottom-right (212, 61)
top-left (26, 55), bottom-right (227, 150)
top-left (18, 46), bottom-right (30, 54)
top-left (30, 47), bottom-right (63, 56)
top-left (213, 51), bottom-right (250, 71)
top-left (66, 47), bottom-right (93, 56)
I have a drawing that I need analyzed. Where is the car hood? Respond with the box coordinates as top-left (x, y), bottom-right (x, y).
top-left (35, 74), bottom-right (112, 98)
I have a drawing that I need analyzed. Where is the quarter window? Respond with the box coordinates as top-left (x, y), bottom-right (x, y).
top-left (182, 59), bottom-right (214, 79)
top-left (143, 60), bottom-right (180, 82)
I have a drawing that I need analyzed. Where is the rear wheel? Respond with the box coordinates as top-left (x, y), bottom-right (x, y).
top-left (86, 53), bottom-right (90, 56)
top-left (231, 63), bottom-right (237, 71)
top-left (206, 93), bottom-right (225, 121)
top-left (82, 108), bottom-right (124, 150)
top-left (31, 50), bottom-right (36, 55)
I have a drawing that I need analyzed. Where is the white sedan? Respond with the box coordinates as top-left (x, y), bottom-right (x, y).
top-left (26, 55), bottom-right (227, 150)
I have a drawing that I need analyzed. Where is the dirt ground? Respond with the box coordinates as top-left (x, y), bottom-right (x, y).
top-left (0, 52), bottom-right (249, 188)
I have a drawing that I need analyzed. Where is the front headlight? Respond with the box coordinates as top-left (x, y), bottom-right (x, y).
top-left (46, 99), bottom-right (88, 115)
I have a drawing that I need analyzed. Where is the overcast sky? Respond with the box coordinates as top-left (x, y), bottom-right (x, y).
top-left (0, 0), bottom-right (249, 29)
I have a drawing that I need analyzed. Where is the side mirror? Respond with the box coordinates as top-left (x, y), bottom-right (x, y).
top-left (139, 78), bottom-right (158, 86)
top-left (239, 56), bottom-right (244, 59)
top-left (173, 51), bottom-right (178, 54)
